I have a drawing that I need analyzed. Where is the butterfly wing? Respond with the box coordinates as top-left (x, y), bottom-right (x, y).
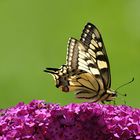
top-left (66, 38), bottom-right (91, 72)
top-left (65, 38), bottom-right (106, 101)
top-left (80, 23), bottom-right (111, 89)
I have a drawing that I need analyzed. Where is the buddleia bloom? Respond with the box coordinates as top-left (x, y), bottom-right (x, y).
top-left (0, 100), bottom-right (140, 140)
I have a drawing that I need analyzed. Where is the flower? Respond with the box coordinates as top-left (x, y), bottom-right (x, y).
top-left (0, 100), bottom-right (140, 140)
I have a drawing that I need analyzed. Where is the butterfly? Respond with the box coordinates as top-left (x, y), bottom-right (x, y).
top-left (44, 23), bottom-right (117, 103)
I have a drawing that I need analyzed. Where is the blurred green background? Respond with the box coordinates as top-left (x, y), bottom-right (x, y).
top-left (0, 0), bottom-right (139, 108)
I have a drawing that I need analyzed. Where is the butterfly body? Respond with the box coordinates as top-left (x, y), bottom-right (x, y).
top-left (45, 23), bottom-right (117, 103)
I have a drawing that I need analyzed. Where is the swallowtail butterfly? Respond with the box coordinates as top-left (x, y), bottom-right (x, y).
top-left (44, 23), bottom-right (117, 103)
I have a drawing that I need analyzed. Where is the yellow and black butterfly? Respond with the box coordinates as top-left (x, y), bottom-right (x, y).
top-left (44, 23), bottom-right (117, 103)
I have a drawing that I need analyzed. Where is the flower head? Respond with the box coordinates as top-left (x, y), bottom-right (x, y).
top-left (0, 100), bottom-right (140, 140)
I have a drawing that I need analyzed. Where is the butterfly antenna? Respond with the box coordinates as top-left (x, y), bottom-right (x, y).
top-left (115, 77), bottom-right (134, 92)
top-left (114, 78), bottom-right (134, 105)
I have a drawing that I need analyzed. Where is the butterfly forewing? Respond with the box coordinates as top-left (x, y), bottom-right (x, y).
top-left (67, 38), bottom-right (96, 74)
top-left (80, 23), bottom-right (111, 88)
top-left (66, 38), bottom-right (87, 70)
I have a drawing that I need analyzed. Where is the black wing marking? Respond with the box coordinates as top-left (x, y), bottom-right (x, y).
top-left (66, 38), bottom-right (79, 70)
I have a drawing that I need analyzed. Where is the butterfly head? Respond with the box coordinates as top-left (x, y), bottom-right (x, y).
top-left (105, 89), bottom-right (117, 102)
top-left (44, 65), bottom-right (70, 92)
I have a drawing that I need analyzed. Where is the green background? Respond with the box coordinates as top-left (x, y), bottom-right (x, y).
top-left (0, 0), bottom-right (139, 108)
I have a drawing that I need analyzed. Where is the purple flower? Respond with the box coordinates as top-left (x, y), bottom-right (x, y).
top-left (0, 100), bottom-right (140, 140)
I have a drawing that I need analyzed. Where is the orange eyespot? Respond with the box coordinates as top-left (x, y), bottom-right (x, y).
top-left (61, 86), bottom-right (69, 92)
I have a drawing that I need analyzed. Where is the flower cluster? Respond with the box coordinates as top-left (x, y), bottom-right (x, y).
top-left (0, 100), bottom-right (140, 140)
